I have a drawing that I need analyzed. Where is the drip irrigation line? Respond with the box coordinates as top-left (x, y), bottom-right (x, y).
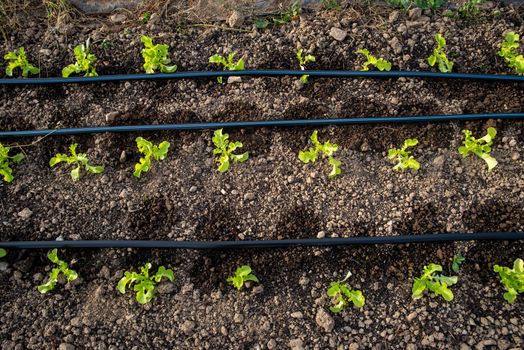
top-left (1, 70), bottom-right (524, 86)
top-left (1, 232), bottom-right (523, 250)
top-left (1, 113), bottom-right (524, 139)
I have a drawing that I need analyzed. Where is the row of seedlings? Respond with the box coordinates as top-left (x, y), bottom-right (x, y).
top-left (3, 32), bottom-right (524, 79)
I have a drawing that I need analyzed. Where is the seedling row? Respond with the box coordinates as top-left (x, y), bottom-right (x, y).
top-left (0, 248), bottom-right (521, 308)
top-left (3, 32), bottom-right (524, 80)
top-left (0, 126), bottom-right (504, 183)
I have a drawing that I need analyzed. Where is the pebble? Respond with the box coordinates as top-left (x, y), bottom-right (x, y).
top-left (390, 37), bottom-right (402, 55)
top-left (315, 308), bottom-right (335, 332)
top-left (329, 27), bottom-right (347, 42)
top-left (17, 208), bottom-right (33, 220)
top-left (289, 338), bottom-right (304, 350)
top-left (180, 320), bottom-right (195, 334)
top-left (267, 339), bottom-right (277, 350)
top-left (156, 281), bottom-right (175, 294)
top-left (58, 344), bottom-right (75, 350)
top-left (244, 192), bottom-right (255, 201)
top-left (511, 152), bottom-right (520, 161)
top-left (228, 10), bottom-right (244, 27)
top-left (291, 311), bottom-right (304, 319)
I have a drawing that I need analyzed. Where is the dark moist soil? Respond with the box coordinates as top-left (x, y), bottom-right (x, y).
top-left (1, 2), bottom-right (524, 349)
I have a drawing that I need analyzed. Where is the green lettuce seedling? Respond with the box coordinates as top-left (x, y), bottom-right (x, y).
top-left (62, 40), bottom-right (98, 77)
top-left (299, 130), bottom-right (341, 178)
top-left (498, 32), bottom-right (524, 75)
top-left (0, 248), bottom-right (6, 258)
top-left (327, 271), bottom-right (365, 313)
top-left (387, 138), bottom-right (420, 171)
top-left (50, 143), bottom-right (104, 181)
top-left (428, 34), bottom-right (453, 73)
top-left (297, 49), bottom-right (316, 83)
top-left (209, 53), bottom-right (245, 83)
top-left (452, 253), bottom-right (465, 273)
top-left (0, 143), bottom-right (24, 182)
top-left (356, 49), bottom-right (391, 71)
top-left (412, 263), bottom-right (458, 301)
top-left (118, 263), bottom-right (174, 304)
top-left (227, 265), bottom-right (259, 290)
top-left (38, 249), bottom-right (78, 294)
top-left (134, 137), bottom-right (170, 178)
top-left (493, 258), bottom-right (524, 303)
top-left (140, 35), bottom-right (177, 74)
top-left (212, 129), bottom-right (248, 172)
top-left (4, 47), bottom-right (40, 77)
top-left (458, 127), bottom-right (497, 171)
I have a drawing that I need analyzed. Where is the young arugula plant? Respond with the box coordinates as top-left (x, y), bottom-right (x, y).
top-left (0, 248), bottom-right (6, 258)
top-left (327, 271), bottom-right (365, 313)
top-left (297, 49), bottom-right (316, 83)
top-left (493, 258), bottom-right (524, 303)
top-left (208, 53), bottom-right (245, 83)
top-left (356, 49), bottom-right (391, 71)
top-left (414, 0), bottom-right (446, 11)
top-left (37, 249), bottom-right (78, 294)
top-left (320, 0), bottom-right (340, 10)
top-left (498, 32), bottom-right (524, 75)
top-left (133, 137), bottom-right (170, 178)
top-left (273, 1), bottom-right (301, 24)
top-left (212, 129), bottom-right (248, 172)
top-left (387, 138), bottom-right (420, 171)
top-left (227, 265), bottom-right (259, 290)
top-left (428, 34), bottom-right (453, 73)
top-left (458, 127), bottom-right (497, 172)
top-left (299, 130), bottom-right (341, 178)
top-left (457, 0), bottom-right (483, 18)
top-left (4, 47), bottom-right (40, 77)
top-left (50, 144), bottom-right (104, 181)
top-left (62, 39), bottom-right (98, 77)
top-left (141, 11), bottom-right (152, 24)
top-left (118, 263), bottom-right (174, 304)
top-left (412, 263), bottom-right (458, 301)
top-left (0, 143), bottom-right (24, 183)
top-left (141, 35), bottom-right (177, 74)
top-left (452, 253), bottom-right (465, 273)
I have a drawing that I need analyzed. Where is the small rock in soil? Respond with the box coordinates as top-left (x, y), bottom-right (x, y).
top-left (156, 282), bottom-right (175, 294)
top-left (315, 308), bottom-right (335, 332)
top-left (58, 343), bottom-right (75, 350)
top-left (329, 27), bottom-right (347, 42)
top-left (17, 208), bottom-right (32, 220)
top-left (180, 320), bottom-right (195, 335)
top-left (289, 338), bottom-right (304, 350)
top-left (228, 10), bottom-right (244, 28)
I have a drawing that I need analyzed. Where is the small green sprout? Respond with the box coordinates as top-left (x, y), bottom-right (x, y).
top-left (62, 40), bottom-right (98, 77)
top-left (387, 138), bottom-right (420, 171)
top-left (320, 0), bottom-right (340, 10)
top-left (118, 263), bottom-right (174, 304)
top-left (133, 137), bottom-right (170, 178)
top-left (493, 258), bottom-right (524, 303)
top-left (327, 271), bottom-right (365, 313)
top-left (412, 263), bottom-right (458, 302)
top-left (140, 35), bottom-right (177, 74)
top-left (212, 129), bottom-right (248, 173)
top-left (457, 0), bottom-right (483, 18)
top-left (452, 253), bottom-right (465, 273)
top-left (356, 49), bottom-right (391, 71)
top-left (272, 1), bottom-right (301, 25)
top-left (428, 34), bottom-right (453, 73)
top-left (0, 143), bottom-right (24, 182)
top-left (141, 11), bottom-right (152, 24)
top-left (227, 265), bottom-right (259, 290)
top-left (385, 0), bottom-right (411, 10)
top-left (4, 47), bottom-right (40, 77)
top-left (458, 127), bottom-right (497, 172)
top-left (297, 49), bottom-right (316, 83)
top-left (299, 130), bottom-right (341, 178)
top-left (208, 53), bottom-right (245, 83)
top-left (0, 248), bottom-right (6, 258)
top-left (414, 0), bottom-right (446, 11)
top-left (50, 143), bottom-right (104, 181)
top-left (498, 32), bottom-right (524, 75)
top-left (37, 249), bottom-right (78, 294)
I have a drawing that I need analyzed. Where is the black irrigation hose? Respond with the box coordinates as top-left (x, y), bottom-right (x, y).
top-left (1, 70), bottom-right (524, 86)
top-left (1, 232), bottom-right (524, 250)
top-left (2, 113), bottom-right (524, 138)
